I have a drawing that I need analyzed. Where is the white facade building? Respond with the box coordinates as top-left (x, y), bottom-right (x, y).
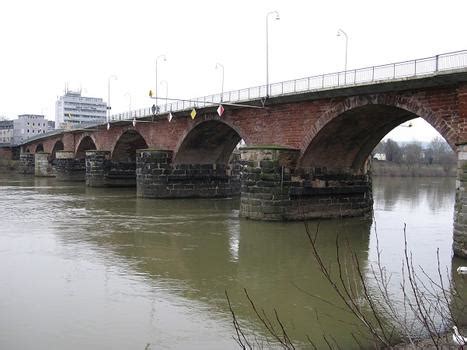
top-left (12, 114), bottom-right (51, 144)
top-left (55, 90), bottom-right (107, 129)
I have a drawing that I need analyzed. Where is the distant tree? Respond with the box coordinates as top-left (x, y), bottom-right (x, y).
top-left (428, 137), bottom-right (453, 163)
top-left (424, 147), bottom-right (434, 165)
top-left (384, 139), bottom-right (402, 163)
top-left (402, 142), bottom-right (423, 165)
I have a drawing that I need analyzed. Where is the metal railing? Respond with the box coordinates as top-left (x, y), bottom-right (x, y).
top-left (109, 50), bottom-right (467, 122)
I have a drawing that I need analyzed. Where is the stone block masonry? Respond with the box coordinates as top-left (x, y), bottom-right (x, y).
top-left (136, 149), bottom-right (239, 198)
top-left (19, 153), bottom-right (35, 174)
top-left (239, 146), bottom-right (372, 221)
top-left (85, 150), bottom-right (137, 187)
top-left (34, 152), bottom-right (55, 177)
top-left (85, 151), bottom-right (110, 187)
top-left (54, 151), bottom-right (85, 182)
top-left (453, 144), bottom-right (467, 258)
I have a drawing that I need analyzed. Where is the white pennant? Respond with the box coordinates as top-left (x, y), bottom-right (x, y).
top-left (168, 112), bottom-right (173, 122)
top-left (107, 122), bottom-right (110, 130)
top-left (217, 104), bottom-right (225, 117)
top-left (132, 118), bottom-right (136, 127)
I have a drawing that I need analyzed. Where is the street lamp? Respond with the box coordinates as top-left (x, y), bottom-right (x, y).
top-left (215, 62), bottom-right (224, 101)
top-left (266, 11), bottom-right (280, 97)
top-left (107, 75), bottom-right (118, 122)
top-left (159, 80), bottom-right (168, 111)
top-left (155, 54), bottom-right (167, 106)
top-left (337, 28), bottom-right (349, 74)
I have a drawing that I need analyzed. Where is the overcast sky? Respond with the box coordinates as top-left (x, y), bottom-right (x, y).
top-left (0, 0), bottom-right (465, 142)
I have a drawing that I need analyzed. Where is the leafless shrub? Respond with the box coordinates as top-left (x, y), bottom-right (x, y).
top-left (227, 221), bottom-right (466, 349)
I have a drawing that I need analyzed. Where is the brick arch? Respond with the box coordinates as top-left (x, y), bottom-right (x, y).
top-left (75, 135), bottom-right (97, 159)
top-left (301, 93), bottom-right (457, 152)
top-left (35, 143), bottom-right (44, 153)
top-left (50, 140), bottom-right (64, 161)
top-left (299, 93), bottom-right (458, 171)
top-left (173, 118), bottom-right (244, 164)
top-left (111, 129), bottom-right (148, 162)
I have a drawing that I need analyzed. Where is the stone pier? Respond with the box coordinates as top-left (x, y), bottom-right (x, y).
top-left (34, 152), bottom-right (55, 177)
top-left (85, 150), bottom-right (110, 187)
top-left (19, 153), bottom-right (35, 174)
top-left (55, 151), bottom-right (85, 182)
top-left (107, 161), bottom-right (137, 187)
top-left (453, 144), bottom-right (467, 258)
top-left (85, 150), bottom-right (138, 187)
top-left (136, 149), bottom-right (239, 198)
top-left (239, 146), bottom-right (373, 221)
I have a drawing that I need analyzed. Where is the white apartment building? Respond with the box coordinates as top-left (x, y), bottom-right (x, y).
top-left (55, 90), bottom-right (107, 129)
top-left (12, 114), bottom-right (51, 144)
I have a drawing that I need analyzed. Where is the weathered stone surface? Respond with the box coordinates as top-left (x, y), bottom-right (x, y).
top-left (34, 152), bottom-right (55, 177)
top-left (136, 149), bottom-right (240, 198)
top-left (85, 151), bottom-right (110, 187)
top-left (454, 148), bottom-right (467, 258)
top-left (19, 153), bottom-right (34, 175)
top-left (239, 147), bottom-right (373, 221)
top-left (55, 151), bottom-right (85, 182)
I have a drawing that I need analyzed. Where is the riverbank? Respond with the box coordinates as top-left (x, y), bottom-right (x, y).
top-left (371, 160), bottom-right (455, 177)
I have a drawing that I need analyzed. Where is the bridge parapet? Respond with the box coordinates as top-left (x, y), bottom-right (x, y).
top-left (109, 50), bottom-right (467, 122)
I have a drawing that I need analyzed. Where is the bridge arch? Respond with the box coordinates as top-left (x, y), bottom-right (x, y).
top-left (174, 120), bottom-right (244, 164)
top-left (35, 144), bottom-right (44, 153)
top-left (111, 130), bottom-right (148, 162)
top-left (299, 95), bottom-right (456, 172)
top-left (75, 135), bottom-right (97, 159)
top-left (50, 140), bottom-right (64, 161)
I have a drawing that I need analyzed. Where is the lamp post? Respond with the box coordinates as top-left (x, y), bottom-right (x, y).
top-left (107, 75), bottom-right (118, 122)
top-left (155, 54), bottom-right (167, 107)
top-left (159, 80), bottom-right (168, 111)
top-left (337, 28), bottom-right (349, 74)
top-left (215, 62), bottom-right (224, 101)
top-left (266, 11), bottom-right (280, 97)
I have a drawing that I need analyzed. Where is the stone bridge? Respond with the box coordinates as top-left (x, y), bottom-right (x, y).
top-left (14, 56), bottom-right (467, 258)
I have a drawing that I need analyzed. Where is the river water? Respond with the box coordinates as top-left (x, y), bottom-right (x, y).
top-left (0, 174), bottom-right (464, 349)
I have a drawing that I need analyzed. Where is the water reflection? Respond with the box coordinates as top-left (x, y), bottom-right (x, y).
top-left (0, 174), bottom-right (462, 349)
top-left (373, 176), bottom-right (454, 213)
